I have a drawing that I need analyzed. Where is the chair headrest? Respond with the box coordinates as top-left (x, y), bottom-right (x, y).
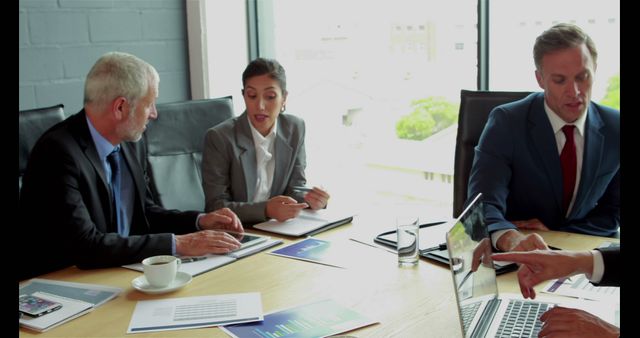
top-left (19, 104), bottom-right (66, 173)
top-left (144, 97), bottom-right (234, 155)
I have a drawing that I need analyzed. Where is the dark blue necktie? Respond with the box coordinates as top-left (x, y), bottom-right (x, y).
top-left (560, 125), bottom-right (576, 216)
top-left (107, 148), bottom-right (124, 235)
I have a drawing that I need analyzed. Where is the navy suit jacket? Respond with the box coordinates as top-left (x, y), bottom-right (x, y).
top-left (19, 111), bottom-right (200, 280)
top-left (594, 247), bottom-right (620, 287)
top-left (467, 92), bottom-right (619, 237)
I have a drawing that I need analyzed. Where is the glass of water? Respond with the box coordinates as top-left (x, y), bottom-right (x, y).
top-left (397, 217), bottom-right (420, 267)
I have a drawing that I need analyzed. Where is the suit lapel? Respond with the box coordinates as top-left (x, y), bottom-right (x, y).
top-left (572, 104), bottom-right (604, 217)
top-left (84, 142), bottom-right (111, 200)
top-left (121, 144), bottom-right (144, 199)
top-left (73, 112), bottom-right (116, 231)
top-left (272, 121), bottom-right (293, 196)
top-left (75, 116), bottom-right (110, 198)
top-left (527, 96), bottom-right (564, 212)
top-left (236, 114), bottom-right (257, 200)
top-left (120, 142), bottom-right (154, 234)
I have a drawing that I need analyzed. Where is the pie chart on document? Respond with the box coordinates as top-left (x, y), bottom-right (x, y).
top-left (131, 271), bottom-right (193, 294)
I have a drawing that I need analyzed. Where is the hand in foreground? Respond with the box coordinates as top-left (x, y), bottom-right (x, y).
top-left (496, 229), bottom-right (548, 252)
top-left (492, 250), bottom-right (593, 299)
top-left (199, 207), bottom-right (243, 233)
top-left (175, 230), bottom-right (241, 256)
top-left (266, 195), bottom-right (308, 222)
top-left (511, 218), bottom-right (549, 231)
top-left (303, 186), bottom-right (330, 210)
top-left (539, 306), bottom-right (619, 338)
top-left (470, 238), bottom-right (493, 272)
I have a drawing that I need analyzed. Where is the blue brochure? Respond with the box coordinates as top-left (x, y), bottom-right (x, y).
top-left (221, 299), bottom-right (377, 338)
top-left (269, 238), bottom-right (344, 268)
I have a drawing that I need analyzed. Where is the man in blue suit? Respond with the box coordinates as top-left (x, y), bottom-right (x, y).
top-left (468, 23), bottom-right (619, 252)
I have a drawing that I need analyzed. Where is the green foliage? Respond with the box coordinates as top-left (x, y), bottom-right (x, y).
top-left (396, 97), bottom-right (459, 141)
top-left (600, 73), bottom-right (619, 110)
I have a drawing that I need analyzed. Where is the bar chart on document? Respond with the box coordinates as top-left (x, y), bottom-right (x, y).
top-left (222, 299), bottom-right (377, 338)
top-left (173, 298), bottom-right (237, 321)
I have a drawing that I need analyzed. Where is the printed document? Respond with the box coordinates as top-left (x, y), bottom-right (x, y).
top-left (542, 274), bottom-right (620, 302)
top-left (127, 292), bottom-right (263, 333)
top-left (222, 298), bottom-right (377, 338)
top-left (270, 238), bottom-right (346, 268)
top-left (542, 240), bottom-right (620, 302)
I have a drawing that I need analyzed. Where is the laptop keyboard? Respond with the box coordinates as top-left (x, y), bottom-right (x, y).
top-left (495, 300), bottom-right (550, 338)
top-left (461, 301), bottom-right (481, 331)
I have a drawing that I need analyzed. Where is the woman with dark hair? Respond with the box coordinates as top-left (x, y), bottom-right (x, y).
top-left (202, 58), bottom-right (330, 223)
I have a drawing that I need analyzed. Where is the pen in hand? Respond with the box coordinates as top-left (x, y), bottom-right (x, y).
top-left (180, 256), bottom-right (208, 263)
top-left (292, 186), bottom-right (313, 192)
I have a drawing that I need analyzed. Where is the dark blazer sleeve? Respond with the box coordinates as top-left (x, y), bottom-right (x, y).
top-left (467, 104), bottom-right (518, 234)
top-left (593, 247), bottom-right (620, 287)
top-left (19, 112), bottom-right (199, 280)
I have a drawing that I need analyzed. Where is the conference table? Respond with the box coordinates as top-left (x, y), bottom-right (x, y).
top-left (19, 210), bottom-right (619, 337)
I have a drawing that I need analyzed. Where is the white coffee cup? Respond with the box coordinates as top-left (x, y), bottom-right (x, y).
top-left (142, 255), bottom-right (181, 288)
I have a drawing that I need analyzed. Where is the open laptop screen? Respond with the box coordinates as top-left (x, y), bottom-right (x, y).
top-left (446, 193), bottom-right (500, 337)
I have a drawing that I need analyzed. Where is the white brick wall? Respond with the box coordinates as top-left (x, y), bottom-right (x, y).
top-left (19, 0), bottom-right (190, 115)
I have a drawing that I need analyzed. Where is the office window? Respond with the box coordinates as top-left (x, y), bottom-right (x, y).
top-left (255, 0), bottom-right (476, 212)
top-left (489, 0), bottom-right (620, 108)
top-left (193, 0), bottom-right (621, 213)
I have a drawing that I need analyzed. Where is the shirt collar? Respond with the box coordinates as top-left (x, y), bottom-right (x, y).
top-left (86, 114), bottom-right (119, 160)
top-left (543, 100), bottom-right (587, 137)
top-left (247, 114), bottom-right (278, 145)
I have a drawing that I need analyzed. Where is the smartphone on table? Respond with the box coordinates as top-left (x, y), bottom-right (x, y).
top-left (19, 294), bottom-right (62, 317)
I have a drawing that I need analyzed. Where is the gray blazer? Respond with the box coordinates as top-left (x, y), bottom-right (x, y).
top-left (202, 112), bottom-right (307, 223)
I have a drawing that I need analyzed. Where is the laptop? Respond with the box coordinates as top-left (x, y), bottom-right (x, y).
top-left (445, 193), bottom-right (617, 338)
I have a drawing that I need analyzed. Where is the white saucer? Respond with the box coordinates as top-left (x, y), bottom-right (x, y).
top-left (132, 271), bottom-right (192, 294)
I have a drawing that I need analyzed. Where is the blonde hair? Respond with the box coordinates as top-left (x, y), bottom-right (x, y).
top-left (533, 23), bottom-right (597, 71)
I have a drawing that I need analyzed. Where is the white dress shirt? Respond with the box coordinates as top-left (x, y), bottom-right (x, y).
top-left (589, 249), bottom-right (604, 283)
top-left (248, 115), bottom-right (277, 202)
top-left (544, 101), bottom-right (587, 217)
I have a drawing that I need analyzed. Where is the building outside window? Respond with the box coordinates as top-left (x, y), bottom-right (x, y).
top-left (198, 0), bottom-right (619, 216)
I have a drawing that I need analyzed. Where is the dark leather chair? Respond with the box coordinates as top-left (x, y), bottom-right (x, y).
top-left (452, 90), bottom-right (531, 217)
top-left (19, 104), bottom-right (66, 191)
top-left (144, 96), bottom-right (234, 211)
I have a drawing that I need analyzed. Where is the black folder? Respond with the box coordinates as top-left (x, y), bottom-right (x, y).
top-left (374, 222), bottom-right (517, 275)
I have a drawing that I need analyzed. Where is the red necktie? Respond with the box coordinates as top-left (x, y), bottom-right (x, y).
top-left (560, 125), bottom-right (576, 215)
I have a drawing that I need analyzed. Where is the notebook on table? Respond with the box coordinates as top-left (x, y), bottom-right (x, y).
top-left (253, 209), bottom-right (353, 237)
top-left (122, 233), bottom-right (282, 277)
top-left (445, 193), bottom-right (617, 337)
top-left (19, 279), bottom-right (122, 332)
